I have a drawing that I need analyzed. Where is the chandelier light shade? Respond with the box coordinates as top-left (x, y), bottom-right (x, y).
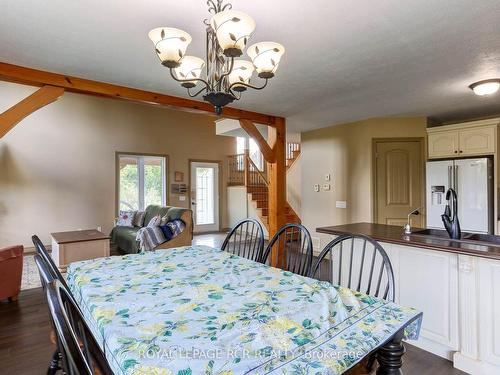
top-left (148, 27), bottom-right (192, 68)
top-left (469, 79), bottom-right (500, 96)
top-left (173, 56), bottom-right (205, 88)
top-left (247, 42), bottom-right (285, 78)
top-left (209, 10), bottom-right (256, 57)
top-left (228, 60), bottom-right (255, 91)
top-left (148, 0), bottom-right (284, 115)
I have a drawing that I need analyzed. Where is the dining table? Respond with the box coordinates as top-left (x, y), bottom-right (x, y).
top-left (67, 245), bottom-right (423, 375)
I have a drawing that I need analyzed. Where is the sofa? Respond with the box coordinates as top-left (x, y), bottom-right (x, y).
top-left (111, 205), bottom-right (193, 254)
top-left (0, 245), bottom-right (24, 302)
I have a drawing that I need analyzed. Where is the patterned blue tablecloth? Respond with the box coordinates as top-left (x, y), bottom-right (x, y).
top-left (67, 245), bottom-right (422, 375)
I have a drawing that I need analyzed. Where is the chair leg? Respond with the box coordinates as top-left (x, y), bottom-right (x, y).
top-left (47, 349), bottom-right (61, 375)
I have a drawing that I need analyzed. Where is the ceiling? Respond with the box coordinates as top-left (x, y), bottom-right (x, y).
top-left (1, 0), bottom-right (500, 132)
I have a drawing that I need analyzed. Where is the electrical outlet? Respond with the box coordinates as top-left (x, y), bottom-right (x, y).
top-left (179, 195), bottom-right (186, 201)
top-left (314, 184), bottom-right (320, 192)
top-left (97, 226), bottom-right (102, 232)
top-left (325, 174), bottom-right (331, 181)
top-left (322, 184), bottom-right (331, 191)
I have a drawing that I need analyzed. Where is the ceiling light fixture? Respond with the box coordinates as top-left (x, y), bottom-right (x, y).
top-left (148, 0), bottom-right (285, 115)
top-left (469, 79), bottom-right (500, 96)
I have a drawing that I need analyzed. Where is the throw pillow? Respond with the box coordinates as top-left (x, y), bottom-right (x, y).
top-left (133, 211), bottom-right (145, 227)
top-left (147, 214), bottom-right (162, 227)
top-left (166, 219), bottom-right (186, 238)
top-left (159, 224), bottom-right (174, 241)
top-left (117, 210), bottom-right (135, 227)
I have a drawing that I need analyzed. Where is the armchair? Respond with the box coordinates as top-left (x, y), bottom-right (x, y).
top-left (0, 245), bottom-right (24, 302)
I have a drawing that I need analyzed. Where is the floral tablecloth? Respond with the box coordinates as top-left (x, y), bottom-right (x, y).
top-left (67, 245), bottom-right (422, 375)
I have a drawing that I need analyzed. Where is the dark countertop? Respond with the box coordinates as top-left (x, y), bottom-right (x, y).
top-left (317, 223), bottom-right (500, 261)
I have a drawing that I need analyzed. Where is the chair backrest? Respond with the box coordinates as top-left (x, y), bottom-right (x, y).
top-left (221, 218), bottom-right (265, 262)
top-left (262, 223), bottom-right (313, 277)
top-left (311, 234), bottom-right (395, 301)
top-left (46, 280), bottom-right (113, 375)
top-left (34, 253), bottom-right (55, 289)
top-left (32, 235), bottom-right (70, 290)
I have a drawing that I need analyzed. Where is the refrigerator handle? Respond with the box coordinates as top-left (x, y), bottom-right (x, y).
top-left (448, 165), bottom-right (453, 189)
top-left (454, 165), bottom-right (458, 192)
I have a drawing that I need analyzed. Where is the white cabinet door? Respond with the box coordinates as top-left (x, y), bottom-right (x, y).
top-left (459, 126), bottom-right (496, 156)
top-left (428, 131), bottom-right (459, 159)
top-left (386, 244), bottom-right (459, 359)
top-left (478, 258), bottom-right (500, 367)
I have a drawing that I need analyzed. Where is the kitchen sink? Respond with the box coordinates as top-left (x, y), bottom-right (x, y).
top-left (411, 229), bottom-right (453, 238)
top-left (411, 229), bottom-right (500, 246)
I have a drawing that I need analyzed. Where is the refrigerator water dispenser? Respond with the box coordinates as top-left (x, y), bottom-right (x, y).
top-left (431, 185), bottom-right (445, 205)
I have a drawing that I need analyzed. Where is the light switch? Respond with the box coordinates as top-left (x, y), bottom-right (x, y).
top-left (322, 184), bottom-right (331, 191)
top-left (314, 184), bottom-right (320, 192)
top-left (179, 195), bottom-right (186, 201)
top-left (325, 174), bottom-right (331, 181)
top-left (336, 201), bottom-right (347, 209)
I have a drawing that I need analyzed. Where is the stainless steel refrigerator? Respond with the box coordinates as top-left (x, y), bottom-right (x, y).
top-left (426, 158), bottom-right (494, 234)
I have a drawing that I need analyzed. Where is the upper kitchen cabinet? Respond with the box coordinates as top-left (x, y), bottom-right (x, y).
top-left (428, 131), bottom-right (459, 158)
top-left (427, 118), bottom-right (500, 159)
top-left (459, 126), bottom-right (496, 155)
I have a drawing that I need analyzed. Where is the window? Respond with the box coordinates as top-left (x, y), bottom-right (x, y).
top-left (235, 137), bottom-right (264, 171)
top-left (236, 137), bottom-right (246, 154)
top-left (249, 138), bottom-right (264, 171)
top-left (117, 153), bottom-right (167, 212)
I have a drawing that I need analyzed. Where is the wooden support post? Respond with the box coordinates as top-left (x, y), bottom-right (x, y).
top-left (267, 117), bottom-right (287, 267)
top-left (0, 85), bottom-right (65, 138)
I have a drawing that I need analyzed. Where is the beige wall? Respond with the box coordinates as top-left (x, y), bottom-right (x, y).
top-left (0, 81), bottom-right (235, 248)
top-left (300, 117), bottom-right (427, 249)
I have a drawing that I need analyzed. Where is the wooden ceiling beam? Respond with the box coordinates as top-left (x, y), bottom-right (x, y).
top-left (0, 62), bottom-right (277, 125)
top-left (0, 85), bottom-right (65, 138)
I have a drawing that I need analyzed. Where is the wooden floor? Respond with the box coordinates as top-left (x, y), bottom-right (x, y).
top-left (0, 232), bottom-right (466, 375)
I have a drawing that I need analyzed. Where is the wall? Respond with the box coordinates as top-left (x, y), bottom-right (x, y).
top-left (0, 81), bottom-right (235, 248)
top-left (287, 155), bottom-right (301, 215)
top-left (227, 186), bottom-right (269, 238)
top-left (300, 117), bottom-right (427, 249)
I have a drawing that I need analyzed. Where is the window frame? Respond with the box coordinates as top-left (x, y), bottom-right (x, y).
top-left (115, 151), bottom-right (169, 214)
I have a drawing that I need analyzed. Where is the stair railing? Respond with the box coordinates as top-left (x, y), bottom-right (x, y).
top-left (246, 154), bottom-right (269, 189)
top-left (286, 142), bottom-right (300, 161)
top-left (227, 153), bottom-right (245, 186)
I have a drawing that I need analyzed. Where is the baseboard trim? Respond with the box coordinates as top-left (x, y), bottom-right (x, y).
top-left (453, 352), bottom-right (500, 375)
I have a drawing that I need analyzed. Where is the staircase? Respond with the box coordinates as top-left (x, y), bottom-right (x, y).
top-left (228, 142), bottom-right (301, 231)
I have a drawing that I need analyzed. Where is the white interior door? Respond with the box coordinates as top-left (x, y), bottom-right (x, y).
top-left (190, 162), bottom-right (219, 233)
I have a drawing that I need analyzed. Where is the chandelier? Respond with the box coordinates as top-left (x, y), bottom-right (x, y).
top-left (148, 0), bottom-right (285, 115)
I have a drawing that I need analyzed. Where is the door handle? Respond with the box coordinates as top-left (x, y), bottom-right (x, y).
top-left (448, 166), bottom-right (452, 189)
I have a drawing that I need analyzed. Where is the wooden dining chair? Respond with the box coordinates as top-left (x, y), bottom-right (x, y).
top-left (221, 218), bottom-right (265, 262)
top-left (33, 235), bottom-right (79, 375)
top-left (46, 280), bottom-right (113, 375)
top-left (261, 223), bottom-right (313, 277)
top-left (311, 234), bottom-right (395, 301)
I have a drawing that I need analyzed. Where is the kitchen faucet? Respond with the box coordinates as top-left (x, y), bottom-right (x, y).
top-left (404, 208), bottom-right (420, 234)
top-left (441, 188), bottom-right (461, 240)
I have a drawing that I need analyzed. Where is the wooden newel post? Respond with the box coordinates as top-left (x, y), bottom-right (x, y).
top-left (244, 148), bottom-right (250, 187)
top-left (267, 117), bottom-right (287, 267)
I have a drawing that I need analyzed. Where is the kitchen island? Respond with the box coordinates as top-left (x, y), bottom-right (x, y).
top-left (317, 223), bottom-right (500, 375)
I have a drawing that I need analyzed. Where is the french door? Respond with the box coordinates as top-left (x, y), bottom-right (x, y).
top-left (190, 161), bottom-right (219, 232)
